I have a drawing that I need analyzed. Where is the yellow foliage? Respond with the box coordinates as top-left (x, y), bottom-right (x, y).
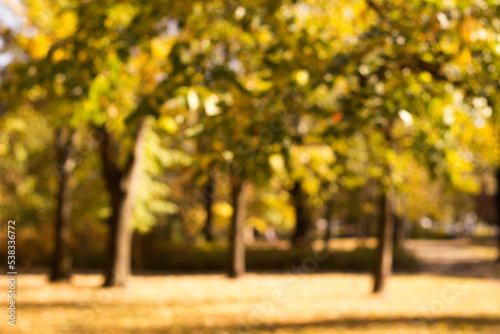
top-left (157, 116), bottom-right (178, 134)
top-left (247, 216), bottom-right (267, 232)
top-left (28, 34), bottom-right (52, 59)
top-left (151, 37), bottom-right (173, 60)
top-left (213, 201), bottom-right (233, 218)
top-left (293, 70), bottom-right (310, 86)
top-left (455, 49), bottom-right (471, 66)
top-left (54, 11), bottom-right (77, 39)
top-left (52, 49), bottom-right (69, 62)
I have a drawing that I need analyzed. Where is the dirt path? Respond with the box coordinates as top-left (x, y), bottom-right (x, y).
top-left (405, 239), bottom-right (500, 279)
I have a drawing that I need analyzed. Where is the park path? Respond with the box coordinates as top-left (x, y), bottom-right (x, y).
top-left (405, 239), bottom-right (500, 279)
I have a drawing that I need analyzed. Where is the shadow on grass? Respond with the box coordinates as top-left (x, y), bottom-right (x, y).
top-left (415, 260), bottom-right (500, 280)
top-left (72, 316), bottom-right (500, 333)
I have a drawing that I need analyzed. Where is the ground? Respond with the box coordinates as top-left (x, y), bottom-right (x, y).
top-left (406, 238), bottom-right (500, 279)
top-left (1, 239), bottom-right (499, 333)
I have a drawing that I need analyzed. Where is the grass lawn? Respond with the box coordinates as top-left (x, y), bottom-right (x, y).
top-left (1, 272), bottom-right (499, 333)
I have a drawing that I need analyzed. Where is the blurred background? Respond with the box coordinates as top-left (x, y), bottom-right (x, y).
top-left (1, 0), bottom-right (500, 333)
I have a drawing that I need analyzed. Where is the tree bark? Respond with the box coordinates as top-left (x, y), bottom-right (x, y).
top-left (323, 197), bottom-right (334, 246)
top-left (291, 181), bottom-right (311, 247)
top-left (202, 171), bottom-right (215, 242)
top-left (50, 127), bottom-right (75, 282)
top-left (393, 214), bottom-right (405, 250)
top-left (496, 168), bottom-right (500, 262)
top-left (373, 187), bottom-right (395, 293)
top-left (100, 120), bottom-right (147, 287)
top-left (228, 179), bottom-right (249, 278)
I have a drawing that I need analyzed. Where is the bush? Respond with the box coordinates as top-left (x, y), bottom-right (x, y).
top-left (4, 229), bottom-right (419, 273)
top-left (136, 242), bottom-right (420, 273)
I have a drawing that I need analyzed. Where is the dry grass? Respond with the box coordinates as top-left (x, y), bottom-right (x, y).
top-left (1, 272), bottom-right (500, 333)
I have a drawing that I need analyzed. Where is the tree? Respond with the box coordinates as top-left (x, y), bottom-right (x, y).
top-left (157, 1), bottom-right (293, 276)
top-left (228, 178), bottom-right (250, 277)
top-left (97, 119), bottom-right (147, 287)
top-left (315, 0), bottom-right (500, 292)
top-left (0, 0), bottom-right (184, 286)
top-left (290, 181), bottom-right (312, 247)
top-left (202, 170), bottom-right (215, 242)
top-left (3, 0), bottom-right (500, 288)
top-left (323, 197), bottom-right (334, 245)
top-left (373, 183), bottom-right (394, 293)
top-left (50, 127), bottom-right (75, 281)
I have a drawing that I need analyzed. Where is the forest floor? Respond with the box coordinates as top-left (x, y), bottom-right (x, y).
top-left (1, 239), bottom-right (499, 334)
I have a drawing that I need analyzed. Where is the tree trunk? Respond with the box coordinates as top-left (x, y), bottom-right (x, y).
top-left (100, 120), bottom-right (147, 287)
top-left (291, 181), bottom-right (311, 247)
top-left (496, 168), bottom-right (500, 262)
top-left (373, 187), bottom-right (395, 293)
top-left (393, 214), bottom-right (405, 250)
top-left (202, 171), bottom-right (215, 242)
top-left (228, 179), bottom-right (249, 278)
top-left (323, 197), bottom-right (334, 247)
top-left (50, 127), bottom-right (75, 282)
